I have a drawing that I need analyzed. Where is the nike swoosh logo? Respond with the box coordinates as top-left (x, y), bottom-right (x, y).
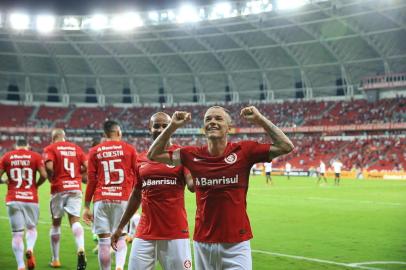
top-left (193, 158), bottom-right (203, 162)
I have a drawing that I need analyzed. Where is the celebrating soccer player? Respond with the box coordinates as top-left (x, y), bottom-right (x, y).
top-left (111, 112), bottom-right (194, 270)
top-left (147, 105), bottom-right (294, 270)
top-left (43, 129), bottom-right (88, 269)
top-left (0, 138), bottom-right (47, 270)
top-left (83, 120), bottom-right (138, 270)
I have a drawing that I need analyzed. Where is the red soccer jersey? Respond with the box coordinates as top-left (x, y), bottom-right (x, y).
top-left (135, 146), bottom-right (190, 240)
top-left (85, 140), bottom-right (137, 203)
top-left (43, 141), bottom-right (87, 194)
top-left (179, 141), bottom-right (271, 243)
top-left (0, 149), bottom-right (45, 203)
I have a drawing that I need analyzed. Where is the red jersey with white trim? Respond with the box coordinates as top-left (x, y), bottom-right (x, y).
top-left (0, 149), bottom-right (45, 203)
top-left (135, 145), bottom-right (190, 240)
top-left (85, 140), bottom-right (137, 203)
top-left (179, 141), bottom-right (271, 243)
top-left (43, 141), bottom-right (86, 194)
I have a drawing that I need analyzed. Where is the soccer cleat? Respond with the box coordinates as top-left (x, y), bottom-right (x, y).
top-left (77, 250), bottom-right (87, 270)
top-left (25, 250), bottom-right (36, 270)
top-left (49, 260), bottom-right (61, 268)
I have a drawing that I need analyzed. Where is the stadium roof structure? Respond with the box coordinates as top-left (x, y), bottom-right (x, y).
top-left (0, 0), bottom-right (405, 104)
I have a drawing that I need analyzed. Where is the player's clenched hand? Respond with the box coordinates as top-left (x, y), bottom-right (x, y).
top-left (240, 106), bottom-right (263, 124)
top-left (82, 207), bottom-right (93, 226)
top-left (111, 229), bottom-right (122, 251)
top-left (171, 111), bottom-right (191, 128)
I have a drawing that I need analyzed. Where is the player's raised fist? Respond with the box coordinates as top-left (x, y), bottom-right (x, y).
top-left (171, 111), bottom-right (191, 128)
top-left (240, 106), bottom-right (262, 123)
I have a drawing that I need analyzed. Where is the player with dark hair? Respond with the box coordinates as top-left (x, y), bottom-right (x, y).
top-left (43, 129), bottom-right (88, 269)
top-left (111, 112), bottom-right (194, 270)
top-left (147, 106), bottom-right (294, 270)
top-left (83, 120), bottom-right (138, 270)
top-left (0, 138), bottom-right (47, 270)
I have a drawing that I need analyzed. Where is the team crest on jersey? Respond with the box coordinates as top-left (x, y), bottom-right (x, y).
top-left (183, 260), bottom-right (192, 269)
top-left (224, 153), bottom-right (237, 164)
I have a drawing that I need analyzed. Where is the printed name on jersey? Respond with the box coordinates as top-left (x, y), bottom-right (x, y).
top-left (10, 154), bottom-right (32, 159)
top-left (224, 153), bottom-right (237, 164)
top-left (10, 160), bottom-right (31, 166)
top-left (195, 174), bottom-right (239, 186)
top-left (59, 150), bottom-right (77, 157)
top-left (96, 150), bottom-right (124, 159)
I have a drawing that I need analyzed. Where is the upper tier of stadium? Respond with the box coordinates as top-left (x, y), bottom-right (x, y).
top-left (0, 0), bottom-right (405, 104)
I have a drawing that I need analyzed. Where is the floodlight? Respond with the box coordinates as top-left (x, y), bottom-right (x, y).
top-left (249, 1), bottom-right (263, 14)
top-left (88, 14), bottom-right (108, 30)
top-left (36, 15), bottom-right (55, 33)
top-left (62, 16), bottom-right (80, 30)
top-left (278, 0), bottom-right (308, 10)
top-left (10, 13), bottom-right (30, 30)
top-left (177, 4), bottom-right (200, 23)
top-left (148, 11), bottom-right (159, 22)
top-left (210, 2), bottom-right (233, 20)
top-left (111, 12), bottom-right (143, 31)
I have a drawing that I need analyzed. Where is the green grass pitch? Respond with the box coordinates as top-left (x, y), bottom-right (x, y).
top-left (1, 176), bottom-right (405, 270)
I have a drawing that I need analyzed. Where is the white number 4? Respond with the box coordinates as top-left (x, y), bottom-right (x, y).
top-left (101, 159), bottom-right (124, 185)
top-left (64, 158), bottom-right (75, 178)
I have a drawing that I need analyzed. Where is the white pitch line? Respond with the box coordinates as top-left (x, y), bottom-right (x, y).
top-left (307, 196), bottom-right (405, 206)
top-left (349, 261), bottom-right (406, 266)
top-left (251, 249), bottom-right (384, 270)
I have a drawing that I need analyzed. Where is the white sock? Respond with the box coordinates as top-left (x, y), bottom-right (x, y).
top-left (12, 231), bottom-right (25, 269)
top-left (71, 222), bottom-right (85, 252)
top-left (26, 227), bottom-right (37, 251)
top-left (50, 226), bottom-right (61, 261)
top-left (98, 238), bottom-right (111, 270)
top-left (115, 236), bottom-right (128, 269)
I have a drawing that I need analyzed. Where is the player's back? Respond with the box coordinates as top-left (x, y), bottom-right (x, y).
top-left (43, 141), bottom-right (86, 194)
top-left (88, 140), bottom-right (137, 202)
top-left (1, 148), bottom-right (44, 203)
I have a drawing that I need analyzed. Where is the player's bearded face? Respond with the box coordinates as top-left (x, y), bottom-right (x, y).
top-left (150, 118), bottom-right (170, 140)
top-left (204, 109), bottom-right (230, 139)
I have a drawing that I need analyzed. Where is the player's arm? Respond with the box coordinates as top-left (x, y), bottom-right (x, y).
top-left (240, 106), bottom-right (294, 160)
top-left (184, 169), bottom-right (195, 193)
top-left (147, 111), bottom-right (191, 166)
top-left (83, 154), bottom-right (97, 225)
top-left (111, 187), bottom-right (142, 251)
top-left (0, 168), bottom-right (7, 184)
top-left (45, 161), bottom-right (54, 181)
top-left (36, 166), bottom-right (48, 187)
top-left (80, 152), bottom-right (88, 183)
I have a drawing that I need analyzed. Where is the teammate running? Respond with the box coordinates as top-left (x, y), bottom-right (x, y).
top-left (147, 106), bottom-right (294, 270)
top-left (111, 112), bottom-right (194, 270)
top-left (43, 129), bottom-right (87, 269)
top-left (83, 120), bottom-right (138, 270)
top-left (0, 138), bottom-right (47, 270)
